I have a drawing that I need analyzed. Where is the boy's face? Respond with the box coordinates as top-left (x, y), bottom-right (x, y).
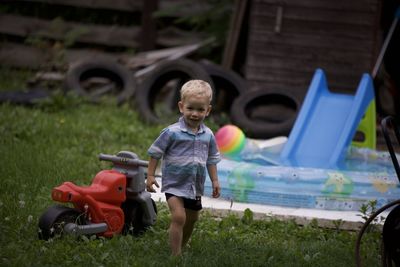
top-left (178, 94), bottom-right (211, 131)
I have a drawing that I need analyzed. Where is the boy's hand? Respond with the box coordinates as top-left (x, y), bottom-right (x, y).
top-left (146, 175), bottom-right (159, 193)
top-left (212, 180), bottom-right (220, 198)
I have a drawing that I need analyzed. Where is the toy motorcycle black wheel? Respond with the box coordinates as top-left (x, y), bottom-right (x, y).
top-left (38, 205), bottom-right (84, 240)
top-left (122, 199), bottom-right (157, 235)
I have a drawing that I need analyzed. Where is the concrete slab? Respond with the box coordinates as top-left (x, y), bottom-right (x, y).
top-left (150, 178), bottom-right (388, 231)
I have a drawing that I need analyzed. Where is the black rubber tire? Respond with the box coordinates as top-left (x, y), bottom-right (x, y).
top-left (122, 199), bottom-right (157, 235)
top-left (64, 59), bottom-right (135, 104)
top-left (0, 89), bottom-right (50, 106)
top-left (382, 204), bottom-right (400, 266)
top-left (230, 89), bottom-right (299, 138)
top-left (38, 205), bottom-right (83, 240)
top-left (199, 59), bottom-right (248, 115)
top-left (134, 58), bottom-right (214, 124)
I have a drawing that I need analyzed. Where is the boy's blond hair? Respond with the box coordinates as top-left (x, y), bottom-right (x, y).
top-left (180, 80), bottom-right (213, 103)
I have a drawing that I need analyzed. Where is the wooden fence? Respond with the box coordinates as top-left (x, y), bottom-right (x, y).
top-left (0, 0), bottom-right (210, 69)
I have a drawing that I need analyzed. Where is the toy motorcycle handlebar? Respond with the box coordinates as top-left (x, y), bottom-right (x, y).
top-left (98, 153), bottom-right (149, 167)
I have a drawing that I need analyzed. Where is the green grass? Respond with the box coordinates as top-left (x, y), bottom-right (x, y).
top-left (0, 68), bottom-right (382, 266)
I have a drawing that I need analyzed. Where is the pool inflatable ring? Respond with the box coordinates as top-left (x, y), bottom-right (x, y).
top-left (230, 89), bottom-right (299, 138)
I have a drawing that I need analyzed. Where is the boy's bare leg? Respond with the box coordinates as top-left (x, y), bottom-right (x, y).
top-left (167, 196), bottom-right (186, 256)
top-left (182, 209), bottom-right (199, 248)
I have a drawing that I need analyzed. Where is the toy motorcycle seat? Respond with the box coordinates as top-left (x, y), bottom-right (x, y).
top-left (60, 170), bottom-right (126, 204)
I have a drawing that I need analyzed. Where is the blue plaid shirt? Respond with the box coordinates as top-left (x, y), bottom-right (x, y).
top-left (147, 117), bottom-right (221, 199)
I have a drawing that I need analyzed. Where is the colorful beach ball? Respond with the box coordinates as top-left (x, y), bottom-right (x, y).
top-left (215, 125), bottom-right (246, 157)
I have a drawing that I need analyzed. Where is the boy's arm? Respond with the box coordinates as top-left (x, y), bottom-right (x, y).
top-left (146, 157), bottom-right (159, 193)
top-left (207, 164), bottom-right (220, 198)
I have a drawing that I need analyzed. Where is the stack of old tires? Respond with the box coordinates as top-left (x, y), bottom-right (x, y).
top-left (63, 57), bottom-right (300, 139)
top-left (134, 58), bottom-right (247, 126)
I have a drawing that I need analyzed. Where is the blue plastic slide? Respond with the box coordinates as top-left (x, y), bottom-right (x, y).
top-left (280, 69), bottom-right (375, 169)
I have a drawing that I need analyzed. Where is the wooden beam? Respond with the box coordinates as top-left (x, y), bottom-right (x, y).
top-left (222, 0), bottom-right (249, 69)
top-left (0, 40), bottom-right (213, 70)
top-left (12, 0), bottom-right (208, 15)
top-left (14, 0), bottom-right (142, 11)
top-left (0, 42), bottom-right (124, 69)
top-left (141, 0), bottom-right (158, 51)
top-left (0, 14), bottom-right (141, 48)
top-left (0, 14), bottom-right (206, 49)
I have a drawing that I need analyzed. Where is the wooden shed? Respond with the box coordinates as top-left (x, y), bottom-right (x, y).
top-left (225, 0), bottom-right (383, 102)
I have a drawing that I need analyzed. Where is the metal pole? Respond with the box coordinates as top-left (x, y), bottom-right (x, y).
top-left (372, 7), bottom-right (400, 79)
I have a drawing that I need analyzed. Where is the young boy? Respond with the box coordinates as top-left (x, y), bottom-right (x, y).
top-left (146, 79), bottom-right (221, 256)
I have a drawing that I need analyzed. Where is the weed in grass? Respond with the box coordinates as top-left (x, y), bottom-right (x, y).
top-left (0, 67), bottom-right (36, 92)
top-left (36, 90), bottom-right (84, 113)
top-left (357, 199), bottom-right (386, 232)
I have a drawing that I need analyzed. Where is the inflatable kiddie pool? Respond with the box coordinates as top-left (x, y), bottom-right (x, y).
top-left (205, 125), bottom-right (400, 211)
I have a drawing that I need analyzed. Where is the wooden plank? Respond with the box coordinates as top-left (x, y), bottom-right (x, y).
top-left (0, 42), bottom-right (47, 69)
top-left (246, 58), bottom-right (372, 77)
top-left (247, 31), bottom-right (374, 53)
top-left (248, 3), bottom-right (378, 40)
top-left (13, 0), bottom-right (142, 12)
top-left (247, 46), bottom-right (374, 68)
top-left (247, 43), bottom-right (373, 66)
top-left (253, 0), bottom-right (378, 13)
top-left (245, 63), bottom-right (363, 89)
top-left (249, 27), bottom-right (375, 47)
top-left (243, 0), bottom-right (380, 95)
top-left (245, 68), bottom-right (366, 87)
top-left (0, 14), bottom-right (205, 49)
top-left (0, 14), bottom-right (141, 48)
top-left (245, 64), bottom-right (364, 84)
top-left (141, 0), bottom-right (158, 51)
top-left (248, 78), bottom-right (310, 90)
top-left (245, 78), bottom-right (362, 101)
top-left (123, 37), bottom-right (214, 69)
top-left (13, 0), bottom-right (210, 16)
top-left (246, 78), bottom-right (309, 101)
top-left (251, 5), bottom-right (378, 26)
top-left (222, 0), bottom-right (249, 69)
top-left (245, 71), bottom-right (314, 87)
top-left (156, 27), bottom-right (207, 47)
top-left (251, 15), bottom-right (376, 39)
top-left (0, 40), bottom-right (211, 69)
top-left (245, 53), bottom-right (368, 76)
top-left (247, 73), bottom-right (360, 94)
top-left (0, 42), bottom-right (125, 69)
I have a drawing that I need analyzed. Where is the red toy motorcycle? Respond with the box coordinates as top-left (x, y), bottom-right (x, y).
top-left (38, 151), bottom-right (157, 240)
